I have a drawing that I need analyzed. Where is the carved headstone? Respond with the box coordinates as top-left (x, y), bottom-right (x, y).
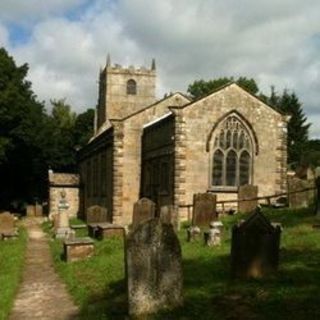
top-left (132, 198), bottom-right (155, 228)
top-left (288, 177), bottom-right (315, 209)
top-left (192, 193), bottom-right (217, 226)
top-left (231, 208), bottom-right (281, 279)
top-left (160, 205), bottom-right (179, 232)
top-left (86, 205), bottom-right (108, 223)
top-left (238, 184), bottom-right (258, 213)
top-left (0, 212), bottom-right (16, 238)
top-left (126, 218), bottom-right (183, 317)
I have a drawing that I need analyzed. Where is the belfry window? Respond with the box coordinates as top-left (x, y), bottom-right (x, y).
top-left (211, 116), bottom-right (252, 188)
top-left (127, 79), bottom-right (137, 95)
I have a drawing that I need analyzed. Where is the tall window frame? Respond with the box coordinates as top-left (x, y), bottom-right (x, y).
top-left (211, 115), bottom-right (253, 190)
top-left (127, 79), bottom-right (137, 95)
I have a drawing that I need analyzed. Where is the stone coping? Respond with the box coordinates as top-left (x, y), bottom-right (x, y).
top-left (64, 237), bottom-right (94, 246)
top-left (70, 224), bottom-right (87, 229)
top-left (97, 222), bottom-right (124, 229)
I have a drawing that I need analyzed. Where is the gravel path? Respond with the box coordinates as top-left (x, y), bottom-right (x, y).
top-left (9, 218), bottom-right (79, 320)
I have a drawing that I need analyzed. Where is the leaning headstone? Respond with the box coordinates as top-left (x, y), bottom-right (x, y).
top-left (238, 185), bottom-right (258, 213)
top-left (160, 205), bottom-right (179, 232)
top-left (231, 207), bottom-right (281, 279)
top-left (132, 198), bottom-right (155, 228)
top-left (192, 193), bottom-right (217, 226)
top-left (288, 177), bottom-right (315, 209)
top-left (86, 205), bottom-right (108, 223)
top-left (126, 218), bottom-right (183, 317)
top-left (0, 212), bottom-right (16, 239)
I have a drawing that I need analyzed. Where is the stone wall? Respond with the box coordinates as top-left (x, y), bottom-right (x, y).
top-left (48, 171), bottom-right (80, 218)
top-left (172, 84), bottom-right (288, 217)
top-left (116, 93), bottom-right (190, 225)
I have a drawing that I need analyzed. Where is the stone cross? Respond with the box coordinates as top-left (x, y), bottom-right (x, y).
top-left (231, 207), bottom-right (281, 279)
top-left (132, 198), bottom-right (155, 228)
top-left (238, 184), bottom-right (258, 213)
top-left (192, 193), bottom-right (217, 226)
top-left (126, 218), bottom-right (183, 317)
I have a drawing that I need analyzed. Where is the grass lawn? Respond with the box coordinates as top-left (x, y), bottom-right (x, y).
top-left (47, 208), bottom-right (320, 320)
top-left (0, 227), bottom-right (27, 320)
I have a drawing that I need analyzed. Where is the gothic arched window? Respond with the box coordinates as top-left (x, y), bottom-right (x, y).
top-left (211, 116), bottom-right (253, 188)
top-left (127, 79), bottom-right (137, 95)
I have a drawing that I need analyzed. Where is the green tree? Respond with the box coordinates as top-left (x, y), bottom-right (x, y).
top-left (0, 47), bottom-right (48, 206)
top-left (187, 76), bottom-right (259, 99)
top-left (74, 108), bottom-right (94, 148)
top-left (267, 88), bottom-right (310, 166)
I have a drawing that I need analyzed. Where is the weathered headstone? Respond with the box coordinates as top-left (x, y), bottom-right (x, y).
top-left (288, 177), bottom-right (315, 209)
top-left (192, 193), bottom-right (217, 226)
top-left (238, 184), bottom-right (258, 213)
top-left (0, 212), bottom-right (16, 239)
top-left (26, 205), bottom-right (36, 217)
top-left (35, 203), bottom-right (43, 217)
top-left (160, 205), bottom-right (179, 232)
top-left (86, 205), bottom-right (108, 223)
top-left (132, 198), bottom-right (155, 228)
top-left (126, 218), bottom-right (183, 317)
top-left (231, 208), bottom-right (281, 279)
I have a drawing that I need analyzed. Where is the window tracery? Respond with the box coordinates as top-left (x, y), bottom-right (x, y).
top-left (127, 79), bottom-right (137, 95)
top-left (211, 116), bottom-right (252, 188)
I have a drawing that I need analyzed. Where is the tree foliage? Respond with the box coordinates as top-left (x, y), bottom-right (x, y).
top-left (187, 76), bottom-right (259, 98)
top-left (0, 47), bottom-right (94, 208)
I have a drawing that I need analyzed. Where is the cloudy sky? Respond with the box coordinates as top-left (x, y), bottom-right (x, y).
top-left (0, 0), bottom-right (319, 137)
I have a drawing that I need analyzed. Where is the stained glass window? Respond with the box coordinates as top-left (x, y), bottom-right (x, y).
top-left (211, 116), bottom-right (253, 187)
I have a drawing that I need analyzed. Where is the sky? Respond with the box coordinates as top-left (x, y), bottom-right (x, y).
top-left (0, 0), bottom-right (319, 137)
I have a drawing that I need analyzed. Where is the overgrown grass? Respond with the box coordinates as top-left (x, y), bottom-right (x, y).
top-left (47, 208), bottom-right (320, 319)
top-left (0, 228), bottom-right (27, 320)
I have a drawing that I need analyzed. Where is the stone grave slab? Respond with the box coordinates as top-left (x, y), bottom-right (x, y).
top-left (86, 205), bottom-right (108, 223)
top-left (64, 237), bottom-right (94, 262)
top-left (0, 212), bottom-right (16, 239)
top-left (96, 223), bottom-right (125, 240)
top-left (160, 205), bottom-right (179, 232)
top-left (132, 198), bottom-right (155, 228)
top-left (126, 218), bottom-right (183, 317)
top-left (238, 184), bottom-right (258, 213)
top-left (192, 193), bottom-right (217, 226)
top-left (231, 207), bottom-right (281, 279)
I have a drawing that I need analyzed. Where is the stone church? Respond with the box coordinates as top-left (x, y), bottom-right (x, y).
top-left (78, 57), bottom-right (289, 225)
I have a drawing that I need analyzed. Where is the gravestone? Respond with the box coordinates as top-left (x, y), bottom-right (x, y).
top-left (288, 177), bottom-right (315, 209)
top-left (231, 207), bottom-right (281, 279)
top-left (192, 193), bottom-right (217, 226)
top-left (26, 205), bottom-right (35, 217)
top-left (238, 185), bottom-right (258, 213)
top-left (86, 205), bottom-right (108, 223)
top-left (0, 212), bottom-right (16, 239)
top-left (132, 198), bottom-right (155, 228)
top-left (187, 226), bottom-right (201, 242)
top-left (126, 218), bottom-right (183, 317)
top-left (160, 205), bottom-right (179, 232)
top-left (204, 221), bottom-right (224, 247)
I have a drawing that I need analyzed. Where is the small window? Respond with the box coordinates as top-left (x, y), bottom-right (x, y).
top-left (127, 79), bottom-right (137, 95)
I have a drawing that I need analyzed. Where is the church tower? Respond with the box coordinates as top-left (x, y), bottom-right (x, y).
top-left (96, 55), bottom-right (157, 130)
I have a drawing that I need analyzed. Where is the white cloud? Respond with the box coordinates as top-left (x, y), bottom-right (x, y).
top-left (2, 0), bottom-right (320, 137)
top-left (0, 23), bottom-right (9, 47)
